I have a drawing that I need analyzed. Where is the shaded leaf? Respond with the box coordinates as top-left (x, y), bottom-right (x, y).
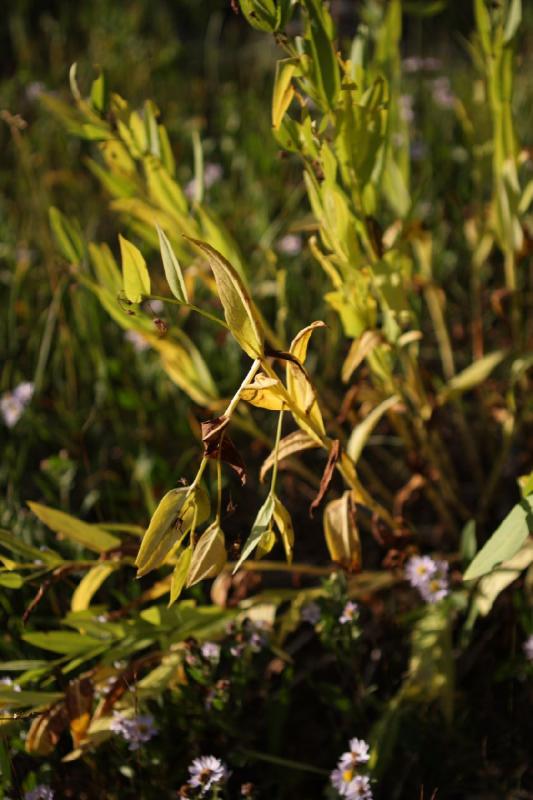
top-left (463, 496), bottom-right (533, 580)
top-left (273, 497), bottom-right (295, 563)
top-left (346, 394), bottom-right (399, 464)
top-left (260, 430), bottom-right (319, 482)
top-left (323, 491), bottom-right (361, 570)
top-left (439, 351), bottom-right (506, 402)
top-left (157, 225), bottom-right (188, 303)
top-left (310, 440), bottom-right (340, 517)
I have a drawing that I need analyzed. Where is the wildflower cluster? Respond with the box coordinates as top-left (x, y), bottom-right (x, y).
top-left (330, 738), bottom-right (373, 799)
top-left (109, 711), bottom-right (157, 751)
top-left (23, 787), bottom-right (54, 800)
top-left (405, 555), bottom-right (449, 604)
top-left (1, 381), bottom-right (33, 428)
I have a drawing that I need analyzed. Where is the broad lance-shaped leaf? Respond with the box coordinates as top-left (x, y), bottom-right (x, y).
top-left (233, 495), bottom-right (275, 573)
top-left (463, 496), bottom-right (533, 580)
top-left (119, 234), bottom-right (151, 303)
top-left (186, 238), bottom-right (264, 358)
top-left (286, 321), bottom-right (327, 438)
top-left (28, 502), bottom-right (120, 553)
top-left (49, 207), bottom-right (84, 264)
top-left (323, 491), bottom-right (361, 571)
top-left (241, 373), bottom-right (285, 411)
top-left (186, 522), bottom-right (227, 587)
top-left (135, 485), bottom-right (210, 578)
top-left (438, 350), bottom-right (506, 403)
top-left (260, 430), bottom-right (319, 482)
top-left (273, 497), bottom-right (294, 564)
top-left (169, 546), bottom-right (193, 606)
top-left (472, 538), bottom-right (533, 617)
top-left (156, 225), bottom-right (188, 303)
top-left (71, 564), bottom-right (117, 612)
top-left (346, 394), bottom-right (400, 464)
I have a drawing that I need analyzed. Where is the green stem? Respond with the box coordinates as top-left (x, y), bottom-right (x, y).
top-left (239, 748), bottom-right (329, 776)
top-left (148, 294), bottom-right (229, 330)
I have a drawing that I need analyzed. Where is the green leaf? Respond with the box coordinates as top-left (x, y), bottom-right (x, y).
top-left (439, 350), bottom-right (506, 402)
top-left (186, 238), bottom-right (264, 358)
top-left (0, 529), bottom-right (61, 565)
top-left (0, 573), bottom-right (23, 589)
top-left (504, 0), bottom-right (521, 43)
top-left (156, 225), bottom-right (188, 303)
top-left (186, 522), bottom-right (227, 587)
top-left (135, 486), bottom-right (210, 578)
top-left (346, 395), bottom-right (399, 464)
top-left (463, 496), bottom-right (533, 580)
top-left (233, 495), bottom-right (275, 572)
top-left (0, 689), bottom-right (63, 708)
top-left (22, 631), bottom-right (101, 655)
top-left (473, 538), bottom-right (533, 616)
top-left (90, 71), bottom-right (107, 113)
top-left (119, 234), bottom-right (151, 303)
top-left (169, 547), bottom-right (193, 606)
top-left (28, 502), bottom-right (120, 553)
top-left (49, 207), bottom-right (84, 264)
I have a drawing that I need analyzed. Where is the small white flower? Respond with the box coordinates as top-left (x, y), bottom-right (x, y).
top-left (405, 555), bottom-right (449, 604)
top-left (124, 330), bottom-right (150, 353)
top-left (277, 234), bottom-right (302, 256)
top-left (109, 712), bottom-right (157, 751)
top-left (0, 677), bottom-right (22, 692)
top-left (405, 556), bottom-right (437, 589)
top-left (188, 755), bottom-right (229, 795)
top-left (339, 601), bottom-right (359, 625)
top-left (338, 738), bottom-right (370, 769)
top-left (523, 635), bottom-right (533, 661)
top-left (432, 76), bottom-right (455, 109)
top-left (23, 787), bottom-right (54, 800)
top-left (185, 162), bottom-right (223, 200)
top-left (201, 642), bottom-right (221, 663)
top-left (1, 381), bottom-right (34, 428)
top-left (331, 769), bottom-right (372, 799)
top-left (301, 601), bottom-right (321, 625)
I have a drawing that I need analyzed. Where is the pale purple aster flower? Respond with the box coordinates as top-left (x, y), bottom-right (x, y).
top-left (523, 635), bottom-right (533, 661)
top-left (24, 787), bottom-right (54, 800)
top-left (1, 382), bottom-right (34, 428)
top-left (277, 234), bottom-right (302, 256)
top-left (124, 330), bottom-right (150, 353)
top-left (339, 601), bottom-right (359, 625)
top-left (402, 57), bottom-right (441, 73)
top-left (185, 162), bottom-right (223, 200)
top-left (149, 299), bottom-right (164, 313)
top-left (330, 769), bottom-right (372, 799)
top-left (432, 76), bottom-right (455, 109)
top-left (405, 556), bottom-right (438, 589)
top-left (301, 601), bottom-right (321, 625)
top-left (109, 712), bottom-right (157, 751)
top-left (399, 94), bottom-right (414, 124)
top-left (201, 642), bottom-right (221, 663)
top-left (338, 738), bottom-right (370, 770)
top-left (244, 620), bottom-right (269, 651)
top-left (188, 755), bottom-right (229, 795)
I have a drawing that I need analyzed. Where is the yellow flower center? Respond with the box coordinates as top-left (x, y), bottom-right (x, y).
top-left (342, 768), bottom-right (354, 783)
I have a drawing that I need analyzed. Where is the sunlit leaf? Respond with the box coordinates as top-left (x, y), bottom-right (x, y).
top-left (323, 491), bottom-right (361, 570)
top-left (119, 234), bottom-right (151, 303)
top-left (260, 430), bottom-right (319, 482)
top-left (156, 225), bottom-right (188, 303)
top-left (169, 547), bottom-right (193, 606)
top-left (463, 496), bottom-right (533, 580)
top-left (346, 394), bottom-right (399, 464)
top-left (71, 564), bottom-right (117, 612)
top-left (187, 522), bottom-right (227, 587)
top-left (273, 497), bottom-right (294, 564)
top-left (28, 502), bottom-right (120, 553)
top-left (233, 495), bottom-right (275, 572)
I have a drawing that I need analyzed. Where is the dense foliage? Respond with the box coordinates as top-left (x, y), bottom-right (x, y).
top-left (1, 1), bottom-right (532, 798)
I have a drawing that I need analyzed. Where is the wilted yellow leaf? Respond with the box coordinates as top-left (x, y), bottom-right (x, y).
top-left (323, 491), bottom-right (361, 570)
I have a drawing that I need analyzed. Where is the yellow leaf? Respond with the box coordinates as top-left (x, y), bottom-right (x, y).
top-left (186, 522), bottom-right (227, 587)
top-left (135, 485), bottom-right (210, 577)
top-left (272, 59), bottom-right (298, 130)
top-left (286, 321), bottom-right (326, 436)
top-left (241, 373), bottom-right (285, 411)
top-left (273, 497), bottom-right (295, 564)
top-left (187, 238), bottom-right (264, 358)
top-left (71, 564), bottom-right (116, 612)
top-left (260, 430), bottom-right (319, 482)
top-left (28, 502), bottom-right (120, 553)
top-left (341, 331), bottom-right (382, 383)
top-left (169, 546), bottom-right (193, 606)
top-left (119, 234), bottom-right (151, 303)
top-left (323, 491), bottom-right (361, 570)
